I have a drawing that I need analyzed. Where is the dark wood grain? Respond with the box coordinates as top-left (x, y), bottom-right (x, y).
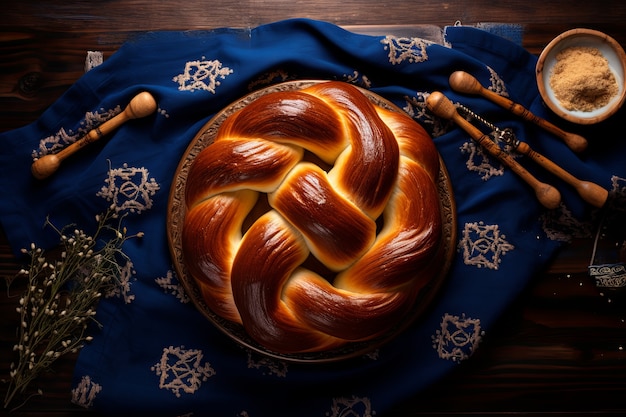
top-left (2, 1), bottom-right (626, 415)
top-left (2, 0), bottom-right (626, 132)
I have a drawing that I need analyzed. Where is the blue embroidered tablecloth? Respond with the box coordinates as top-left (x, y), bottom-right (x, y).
top-left (1, 18), bottom-right (625, 416)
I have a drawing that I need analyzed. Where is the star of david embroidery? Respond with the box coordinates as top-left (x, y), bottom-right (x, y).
top-left (459, 221), bottom-right (514, 270)
top-left (151, 345), bottom-right (216, 397)
top-left (71, 375), bottom-right (102, 408)
top-left (97, 163), bottom-right (160, 214)
top-left (326, 395), bottom-right (374, 417)
top-left (173, 58), bottom-right (233, 93)
top-left (381, 36), bottom-right (429, 65)
top-left (432, 313), bottom-right (484, 362)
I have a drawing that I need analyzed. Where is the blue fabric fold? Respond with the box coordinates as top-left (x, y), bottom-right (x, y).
top-left (2, 18), bottom-right (623, 417)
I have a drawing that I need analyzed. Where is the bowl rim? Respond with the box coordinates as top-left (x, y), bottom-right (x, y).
top-left (536, 28), bottom-right (626, 124)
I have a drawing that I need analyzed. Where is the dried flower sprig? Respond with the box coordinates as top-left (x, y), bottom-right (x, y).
top-left (3, 206), bottom-right (143, 410)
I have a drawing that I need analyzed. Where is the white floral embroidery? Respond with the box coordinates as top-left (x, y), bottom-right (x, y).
top-left (541, 203), bottom-right (593, 242)
top-left (173, 58), bottom-right (233, 93)
top-left (105, 260), bottom-right (135, 304)
top-left (97, 163), bottom-right (160, 214)
top-left (381, 36), bottom-right (430, 64)
top-left (151, 345), bottom-right (216, 397)
top-left (155, 269), bottom-right (190, 303)
top-left (403, 92), bottom-right (453, 138)
top-left (32, 107), bottom-right (121, 159)
top-left (341, 70), bottom-right (372, 88)
top-left (402, 93), bottom-right (427, 119)
top-left (487, 66), bottom-right (509, 97)
top-left (432, 313), bottom-right (484, 362)
top-left (326, 395), bottom-right (374, 417)
top-left (71, 375), bottom-right (102, 408)
top-left (246, 351), bottom-right (288, 377)
top-left (460, 140), bottom-right (505, 181)
top-left (459, 221), bottom-right (514, 270)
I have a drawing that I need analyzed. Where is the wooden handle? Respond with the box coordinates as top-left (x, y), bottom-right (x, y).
top-left (514, 142), bottom-right (608, 208)
top-left (31, 91), bottom-right (157, 179)
top-left (449, 71), bottom-right (588, 153)
top-left (426, 91), bottom-right (561, 209)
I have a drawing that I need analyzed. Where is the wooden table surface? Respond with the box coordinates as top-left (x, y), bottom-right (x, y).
top-left (2, 1), bottom-right (626, 415)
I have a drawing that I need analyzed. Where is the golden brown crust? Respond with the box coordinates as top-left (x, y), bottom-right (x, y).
top-left (185, 138), bottom-right (303, 208)
top-left (182, 190), bottom-right (258, 323)
top-left (334, 157), bottom-right (442, 293)
top-left (269, 162), bottom-right (376, 271)
top-left (231, 211), bottom-right (343, 353)
top-left (216, 90), bottom-right (348, 163)
top-left (376, 107), bottom-right (440, 180)
top-left (283, 272), bottom-right (413, 341)
top-left (308, 82), bottom-right (399, 218)
top-left (182, 81), bottom-right (442, 353)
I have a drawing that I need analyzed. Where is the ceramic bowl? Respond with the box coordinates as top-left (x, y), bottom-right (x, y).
top-left (536, 28), bottom-right (626, 124)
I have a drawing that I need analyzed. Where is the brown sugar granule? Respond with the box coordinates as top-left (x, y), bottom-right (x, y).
top-left (549, 46), bottom-right (618, 111)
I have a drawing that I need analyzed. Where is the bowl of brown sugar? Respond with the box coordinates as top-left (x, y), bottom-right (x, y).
top-left (536, 28), bottom-right (626, 124)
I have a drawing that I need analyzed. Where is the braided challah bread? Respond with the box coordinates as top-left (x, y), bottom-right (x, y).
top-left (181, 81), bottom-right (443, 354)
